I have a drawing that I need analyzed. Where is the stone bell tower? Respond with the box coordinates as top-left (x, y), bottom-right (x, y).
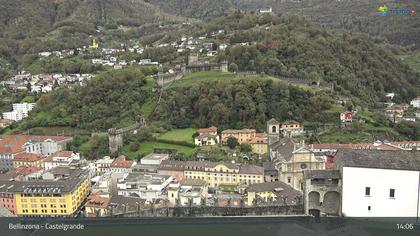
top-left (267, 118), bottom-right (280, 145)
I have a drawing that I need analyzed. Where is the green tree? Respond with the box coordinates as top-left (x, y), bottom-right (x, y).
top-left (240, 143), bottom-right (252, 153)
top-left (229, 63), bottom-right (238, 73)
top-left (226, 136), bottom-right (238, 149)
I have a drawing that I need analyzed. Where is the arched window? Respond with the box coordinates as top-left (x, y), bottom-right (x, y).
top-left (271, 126), bottom-right (277, 133)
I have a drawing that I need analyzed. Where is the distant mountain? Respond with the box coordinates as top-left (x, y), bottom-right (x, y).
top-left (0, 0), bottom-right (179, 67)
top-left (147, 0), bottom-right (420, 49)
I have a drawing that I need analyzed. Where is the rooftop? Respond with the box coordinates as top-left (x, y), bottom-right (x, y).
top-left (333, 150), bottom-right (420, 171)
top-left (0, 135), bottom-right (71, 154)
top-left (198, 126), bottom-right (217, 134)
top-left (304, 170), bottom-right (341, 179)
top-left (221, 129), bottom-right (256, 134)
top-left (180, 178), bottom-right (206, 186)
top-left (13, 152), bottom-right (43, 162)
top-left (0, 168), bottom-right (88, 194)
top-left (111, 155), bottom-right (134, 168)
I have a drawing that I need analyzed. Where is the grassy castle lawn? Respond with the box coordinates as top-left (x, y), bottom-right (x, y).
top-left (157, 128), bottom-right (197, 144)
top-left (122, 128), bottom-right (198, 159)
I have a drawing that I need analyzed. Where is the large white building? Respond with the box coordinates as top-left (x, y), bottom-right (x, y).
top-left (0, 135), bottom-right (73, 171)
top-left (410, 96), bottom-right (420, 108)
top-left (117, 172), bottom-right (173, 202)
top-left (335, 150), bottom-right (420, 217)
top-left (2, 103), bottom-right (36, 121)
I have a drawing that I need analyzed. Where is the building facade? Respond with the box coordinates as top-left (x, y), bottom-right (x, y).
top-left (12, 168), bottom-right (90, 217)
top-left (221, 129), bottom-right (256, 144)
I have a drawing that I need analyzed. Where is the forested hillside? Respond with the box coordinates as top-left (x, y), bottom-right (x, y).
top-left (206, 13), bottom-right (419, 103)
top-left (16, 68), bottom-right (151, 131)
top-left (156, 76), bottom-right (336, 131)
top-left (148, 0), bottom-right (420, 49)
top-left (0, 0), bottom-right (179, 68)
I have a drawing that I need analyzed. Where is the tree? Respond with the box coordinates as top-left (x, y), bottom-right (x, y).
top-left (229, 63), bottom-right (238, 73)
top-left (240, 143), bottom-right (252, 153)
top-left (226, 136), bottom-right (238, 149)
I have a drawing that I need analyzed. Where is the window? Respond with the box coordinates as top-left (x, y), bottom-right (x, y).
top-left (389, 189), bottom-right (395, 198)
top-left (365, 187), bottom-right (370, 196)
top-left (368, 206), bottom-right (371, 211)
top-left (271, 126), bottom-right (276, 133)
top-left (287, 177), bottom-right (291, 183)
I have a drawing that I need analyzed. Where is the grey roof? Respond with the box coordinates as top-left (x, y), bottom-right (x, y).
top-left (247, 181), bottom-right (302, 205)
top-left (304, 170), bottom-right (341, 179)
top-left (239, 164), bottom-right (264, 175)
top-left (0, 168), bottom-right (87, 194)
top-left (271, 137), bottom-right (296, 161)
top-left (267, 118), bottom-right (279, 125)
top-left (334, 149), bottom-right (420, 171)
top-left (109, 195), bottom-right (145, 205)
top-left (180, 178), bottom-right (206, 186)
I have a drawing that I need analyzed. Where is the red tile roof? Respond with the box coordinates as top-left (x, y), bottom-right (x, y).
top-left (111, 155), bottom-right (134, 168)
top-left (250, 133), bottom-right (268, 144)
top-left (7, 166), bottom-right (43, 178)
top-left (13, 152), bottom-right (43, 162)
top-left (52, 151), bottom-right (74, 158)
top-left (198, 126), bottom-right (217, 134)
top-left (85, 192), bottom-right (110, 209)
top-left (0, 135), bottom-right (71, 154)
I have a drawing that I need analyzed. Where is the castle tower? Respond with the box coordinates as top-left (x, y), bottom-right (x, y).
top-left (267, 118), bottom-right (280, 145)
top-left (188, 53), bottom-right (199, 65)
top-left (90, 38), bottom-right (99, 49)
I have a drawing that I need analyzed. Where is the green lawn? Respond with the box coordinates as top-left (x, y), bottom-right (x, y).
top-left (158, 128), bottom-right (197, 144)
top-left (170, 71), bottom-right (276, 89)
top-left (122, 140), bottom-right (197, 159)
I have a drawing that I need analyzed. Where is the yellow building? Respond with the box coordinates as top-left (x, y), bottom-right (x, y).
top-left (12, 152), bottom-right (43, 168)
top-left (184, 161), bottom-right (264, 188)
top-left (221, 129), bottom-right (256, 144)
top-left (246, 181), bottom-right (302, 206)
top-left (280, 146), bottom-right (325, 191)
top-left (90, 38), bottom-right (99, 49)
top-left (250, 133), bottom-right (268, 155)
top-left (13, 168), bottom-right (90, 217)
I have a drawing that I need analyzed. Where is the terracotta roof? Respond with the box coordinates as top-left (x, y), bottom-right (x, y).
top-left (13, 152), bottom-right (43, 162)
top-left (6, 166), bottom-right (43, 178)
top-left (0, 135), bottom-right (71, 154)
top-left (52, 151), bottom-right (74, 158)
top-left (198, 126), bottom-right (217, 134)
top-left (250, 133), bottom-right (268, 144)
top-left (85, 192), bottom-right (110, 209)
top-left (111, 155), bottom-right (134, 168)
top-left (221, 129), bottom-right (256, 134)
top-left (310, 142), bottom-right (403, 151)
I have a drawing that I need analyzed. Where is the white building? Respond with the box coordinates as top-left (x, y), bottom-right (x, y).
top-left (0, 135), bottom-right (72, 171)
top-left (94, 156), bottom-right (114, 174)
top-left (410, 96), bottom-right (420, 108)
top-left (140, 153), bottom-right (169, 165)
top-left (2, 103), bottom-right (36, 121)
top-left (117, 172), bottom-right (173, 202)
top-left (335, 150), bottom-right (420, 217)
top-left (43, 151), bottom-right (80, 170)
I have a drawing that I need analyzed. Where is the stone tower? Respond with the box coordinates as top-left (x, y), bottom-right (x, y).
top-left (267, 118), bottom-right (280, 145)
top-left (188, 53), bottom-right (199, 65)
